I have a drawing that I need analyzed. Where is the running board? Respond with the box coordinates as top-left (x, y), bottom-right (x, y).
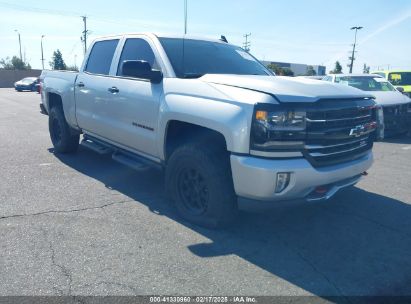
top-left (80, 138), bottom-right (113, 155)
top-left (112, 151), bottom-right (151, 171)
top-left (81, 135), bottom-right (162, 171)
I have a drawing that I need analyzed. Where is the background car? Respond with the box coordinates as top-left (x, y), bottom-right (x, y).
top-left (323, 74), bottom-right (411, 138)
top-left (14, 77), bottom-right (39, 92)
top-left (296, 75), bottom-right (325, 80)
top-left (371, 70), bottom-right (411, 98)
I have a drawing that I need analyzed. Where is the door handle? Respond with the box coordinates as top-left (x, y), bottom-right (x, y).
top-left (77, 82), bottom-right (85, 87)
top-left (108, 86), bottom-right (119, 94)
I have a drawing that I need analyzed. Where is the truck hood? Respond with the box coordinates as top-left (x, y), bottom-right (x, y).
top-left (371, 91), bottom-right (411, 106)
top-left (201, 74), bottom-right (374, 103)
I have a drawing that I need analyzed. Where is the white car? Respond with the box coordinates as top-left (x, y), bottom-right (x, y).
top-left (323, 74), bottom-right (411, 137)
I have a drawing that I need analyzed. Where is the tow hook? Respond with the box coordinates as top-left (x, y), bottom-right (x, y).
top-left (362, 171), bottom-right (368, 176)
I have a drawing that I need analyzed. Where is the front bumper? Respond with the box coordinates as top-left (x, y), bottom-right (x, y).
top-left (230, 151), bottom-right (373, 207)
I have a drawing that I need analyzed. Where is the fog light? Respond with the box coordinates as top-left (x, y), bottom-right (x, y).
top-left (275, 172), bottom-right (290, 193)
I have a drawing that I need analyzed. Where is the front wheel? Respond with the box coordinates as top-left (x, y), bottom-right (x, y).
top-left (165, 143), bottom-right (238, 228)
top-left (48, 106), bottom-right (79, 153)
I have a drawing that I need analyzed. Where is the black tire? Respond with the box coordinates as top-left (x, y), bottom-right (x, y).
top-left (48, 106), bottom-right (79, 153)
top-left (165, 143), bottom-right (238, 228)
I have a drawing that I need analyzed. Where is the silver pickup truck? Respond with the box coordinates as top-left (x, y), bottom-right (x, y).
top-left (40, 33), bottom-right (378, 227)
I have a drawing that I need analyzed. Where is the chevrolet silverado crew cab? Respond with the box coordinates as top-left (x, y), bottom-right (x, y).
top-left (40, 33), bottom-right (378, 228)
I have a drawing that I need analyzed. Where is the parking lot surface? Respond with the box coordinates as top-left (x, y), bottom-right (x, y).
top-left (1, 88), bottom-right (411, 297)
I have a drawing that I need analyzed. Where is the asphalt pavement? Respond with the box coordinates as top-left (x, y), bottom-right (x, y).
top-left (1, 88), bottom-right (411, 298)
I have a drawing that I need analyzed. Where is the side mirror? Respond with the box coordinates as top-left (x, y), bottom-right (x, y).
top-left (121, 60), bottom-right (163, 83)
top-left (396, 86), bottom-right (404, 93)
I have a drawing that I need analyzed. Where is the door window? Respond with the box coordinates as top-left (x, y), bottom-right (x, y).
top-left (85, 39), bottom-right (119, 75)
top-left (117, 38), bottom-right (159, 76)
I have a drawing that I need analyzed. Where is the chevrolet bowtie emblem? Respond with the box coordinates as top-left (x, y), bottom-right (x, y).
top-left (349, 124), bottom-right (367, 137)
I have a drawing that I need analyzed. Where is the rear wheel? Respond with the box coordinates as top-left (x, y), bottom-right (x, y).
top-left (165, 143), bottom-right (238, 228)
top-left (48, 106), bottom-right (79, 153)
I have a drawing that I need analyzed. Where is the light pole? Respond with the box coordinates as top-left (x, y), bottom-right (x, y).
top-left (184, 0), bottom-right (187, 34)
top-left (14, 29), bottom-right (22, 61)
top-left (41, 35), bottom-right (45, 70)
top-left (349, 26), bottom-right (363, 74)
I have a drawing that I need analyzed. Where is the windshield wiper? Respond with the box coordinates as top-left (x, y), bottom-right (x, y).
top-left (182, 73), bottom-right (204, 79)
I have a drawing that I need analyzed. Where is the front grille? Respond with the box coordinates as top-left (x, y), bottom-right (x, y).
top-left (383, 104), bottom-right (408, 115)
top-left (303, 98), bottom-right (377, 167)
top-left (383, 104), bottom-right (410, 133)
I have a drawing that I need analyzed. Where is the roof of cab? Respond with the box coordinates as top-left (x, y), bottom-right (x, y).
top-left (92, 32), bottom-right (231, 45)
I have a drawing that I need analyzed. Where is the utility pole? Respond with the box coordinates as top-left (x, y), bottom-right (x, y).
top-left (81, 16), bottom-right (89, 54)
top-left (348, 26), bottom-right (363, 74)
top-left (184, 0), bottom-right (188, 34)
top-left (243, 33), bottom-right (251, 52)
top-left (41, 35), bottom-right (45, 70)
top-left (14, 30), bottom-right (22, 61)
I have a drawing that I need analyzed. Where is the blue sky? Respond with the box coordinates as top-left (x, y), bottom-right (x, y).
top-left (0, 0), bottom-right (410, 72)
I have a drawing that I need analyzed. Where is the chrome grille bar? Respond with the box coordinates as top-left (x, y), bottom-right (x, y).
top-left (306, 114), bottom-right (371, 123)
top-left (309, 142), bottom-right (369, 157)
top-left (305, 136), bottom-right (369, 150)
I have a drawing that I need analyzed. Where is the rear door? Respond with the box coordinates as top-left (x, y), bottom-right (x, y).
top-left (75, 38), bottom-right (120, 138)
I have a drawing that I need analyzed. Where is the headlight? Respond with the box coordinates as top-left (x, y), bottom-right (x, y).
top-left (256, 110), bottom-right (306, 131)
top-left (251, 104), bottom-right (306, 152)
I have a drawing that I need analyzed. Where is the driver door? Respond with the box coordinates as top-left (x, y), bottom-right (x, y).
top-left (105, 37), bottom-right (164, 158)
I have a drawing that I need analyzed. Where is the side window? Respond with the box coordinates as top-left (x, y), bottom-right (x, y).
top-left (85, 39), bottom-right (119, 75)
top-left (117, 38), bottom-right (159, 76)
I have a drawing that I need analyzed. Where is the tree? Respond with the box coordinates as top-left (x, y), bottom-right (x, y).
top-left (0, 56), bottom-right (31, 70)
top-left (329, 61), bottom-right (343, 74)
top-left (267, 63), bottom-right (280, 74)
top-left (363, 63), bottom-right (370, 74)
top-left (281, 68), bottom-right (294, 76)
top-left (306, 65), bottom-right (317, 76)
top-left (267, 63), bottom-right (294, 76)
top-left (50, 49), bottom-right (67, 70)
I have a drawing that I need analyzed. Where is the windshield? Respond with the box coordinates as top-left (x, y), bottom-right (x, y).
top-left (21, 77), bottom-right (36, 84)
top-left (159, 38), bottom-right (271, 78)
top-left (335, 76), bottom-right (396, 92)
top-left (388, 72), bottom-right (411, 86)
